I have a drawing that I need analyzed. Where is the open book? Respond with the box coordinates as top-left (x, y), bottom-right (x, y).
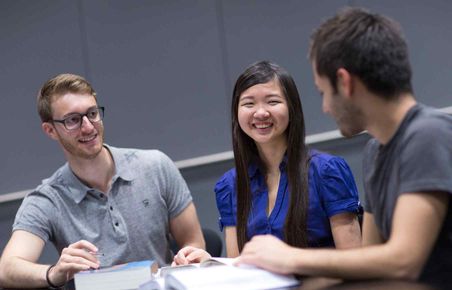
top-left (139, 258), bottom-right (299, 290)
top-left (74, 260), bottom-right (158, 290)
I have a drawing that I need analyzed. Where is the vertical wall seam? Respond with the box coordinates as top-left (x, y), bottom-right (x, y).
top-left (76, 0), bottom-right (92, 80)
top-left (215, 0), bottom-right (232, 99)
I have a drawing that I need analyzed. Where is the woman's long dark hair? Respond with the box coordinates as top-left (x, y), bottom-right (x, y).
top-left (232, 61), bottom-right (310, 251)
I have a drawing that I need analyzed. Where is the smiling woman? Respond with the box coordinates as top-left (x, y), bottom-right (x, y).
top-left (224, 61), bottom-right (362, 253)
top-left (237, 78), bottom-right (289, 148)
top-left (171, 61), bottom-right (362, 266)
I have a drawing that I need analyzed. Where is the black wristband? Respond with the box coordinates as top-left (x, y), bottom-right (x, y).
top-left (46, 264), bottom-right (64, 289)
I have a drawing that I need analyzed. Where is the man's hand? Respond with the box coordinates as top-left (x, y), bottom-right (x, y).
top-left (236, 235), bottom-right (298, 274)
top-left (172, 246), bottom-right (211, 266)
top-left (49, 240), bottom-right (101, 285)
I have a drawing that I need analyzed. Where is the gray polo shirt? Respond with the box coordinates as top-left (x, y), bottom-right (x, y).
top-left (13, 145), bottom-right (192, 267)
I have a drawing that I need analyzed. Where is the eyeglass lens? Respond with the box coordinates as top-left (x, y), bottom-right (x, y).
top-left (64, 107), bottom-right (103, 130)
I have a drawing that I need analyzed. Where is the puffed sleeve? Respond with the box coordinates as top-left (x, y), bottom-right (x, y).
top-left (215, 170), bottom-right (237, 231)
top-left (318, 156), bottom-right (361, 217)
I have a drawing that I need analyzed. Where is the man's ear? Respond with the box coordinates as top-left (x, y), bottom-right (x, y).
top-left (42, 122), bottom-right (59, 141)
top-left (336, 68), bottom-right (354, 99)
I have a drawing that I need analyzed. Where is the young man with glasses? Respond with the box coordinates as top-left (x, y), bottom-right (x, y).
top-left (0, 74), bottom-right (205, 288)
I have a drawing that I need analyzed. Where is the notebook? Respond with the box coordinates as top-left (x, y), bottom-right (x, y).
top-left (74, 260), bottom-right (158, 290)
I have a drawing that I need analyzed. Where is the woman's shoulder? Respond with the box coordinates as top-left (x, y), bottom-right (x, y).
top-left (309, 150), bottom-right (344, 166)
top-left (309, 150), bottom-right (351, 175)
top-left (219, 167), bottom-right (237, 181)
top-left (215, 168), bottom-right (237, 191)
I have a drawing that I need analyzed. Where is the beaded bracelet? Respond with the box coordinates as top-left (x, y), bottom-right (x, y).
top-left (46, 264), bottom-right (64, 289)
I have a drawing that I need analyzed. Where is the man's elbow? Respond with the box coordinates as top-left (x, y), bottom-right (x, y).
top-left (389, 256), bottom-right (423, 281)
top-left (0, 257), bottom-right (10, 287)
top-left (0, 256), bottom-right (23, 288)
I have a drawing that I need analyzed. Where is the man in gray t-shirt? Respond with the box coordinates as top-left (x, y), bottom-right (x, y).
top-left (237, 7), bottom-right (452, 288)
top-left (363, 104), bottom-right (452, 285)
top-left (0, 74), bottom-right (205, 289)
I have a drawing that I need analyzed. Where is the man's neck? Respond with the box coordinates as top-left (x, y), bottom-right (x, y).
top-left (68, 147), bottom-right (115, 193)
top-left (365, 93), bottom-right (417, 145)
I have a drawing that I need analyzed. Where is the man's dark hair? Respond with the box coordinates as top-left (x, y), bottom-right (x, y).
top-left (309, 7), bottom-right (413, 98)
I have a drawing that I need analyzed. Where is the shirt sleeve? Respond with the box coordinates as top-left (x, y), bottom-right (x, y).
top-left (215, 171), bottom-right (236, 231)
top-left (13, 190), bottom-right (55, 243)
top-left (157, 151), bottom-right (193, 219)
top-left (399, 117), bottom-right (452, 194)
top-left (362, 139), bottom-right (379, 213)
top-left (318, 156), bottom-right (361, 217)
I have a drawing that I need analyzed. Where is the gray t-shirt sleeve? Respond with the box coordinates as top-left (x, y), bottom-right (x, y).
top-left (13, 189), bottom-right (56, 242)
top-left (154, 151), bottom-right (193, 219)
top-left (362, 139), bottom-right (379, 213)
top-left (399, 116), bottom-right (452, 194)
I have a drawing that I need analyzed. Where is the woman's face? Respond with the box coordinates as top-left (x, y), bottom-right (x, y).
top-left (237, 78), bottom-right (289, 148)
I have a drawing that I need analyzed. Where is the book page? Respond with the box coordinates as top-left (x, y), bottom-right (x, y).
top-left (199, 257), bottom-right (237, 267)
top-left (165, 264), bottom-right (299, 290)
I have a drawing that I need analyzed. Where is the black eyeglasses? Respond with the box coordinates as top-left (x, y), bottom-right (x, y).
top-left (52, 107), bottom-right (105, 130)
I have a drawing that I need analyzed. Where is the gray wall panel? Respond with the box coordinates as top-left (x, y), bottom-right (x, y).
top-left (81, 0), bottom-right (231, 161)
top-left (0, 0), bottom-right (86, 194)
top-left (1, 0), bottom-right (451, 195)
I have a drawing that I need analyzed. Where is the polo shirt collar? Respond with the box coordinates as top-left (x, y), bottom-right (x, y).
top-left (59, 163), bottom-right (92, 204)
top-left (60, 144), bottom-right (134, 204)
top-left (104, 144), bottom-right (134, 182)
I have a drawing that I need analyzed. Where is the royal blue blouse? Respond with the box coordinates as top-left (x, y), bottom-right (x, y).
top-left (215, 150), bottom-right (361, 248)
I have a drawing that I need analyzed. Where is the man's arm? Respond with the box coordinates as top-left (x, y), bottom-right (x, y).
top-left (0, 230), bottom-right (101, 288)
top-left (330, 212), bottom-right (361, 249)
top-left (169, 202), bottom-right (206, 265)
top-left (0, 230), bottom-right (47, 288)
top-left (361, 212), bottom-right (383, 246)
top-left (170, 202), bottom-right (205, 250)
top-left (238, 191), bottom-right (449, 280)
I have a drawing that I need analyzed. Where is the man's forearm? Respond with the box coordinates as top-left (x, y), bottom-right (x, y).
top-left (0, 257), bottom-right (50, 288)
top-left (291, 244), bottom-right (420, 280)
top-left (183, 237), bottom-right (206, 250)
